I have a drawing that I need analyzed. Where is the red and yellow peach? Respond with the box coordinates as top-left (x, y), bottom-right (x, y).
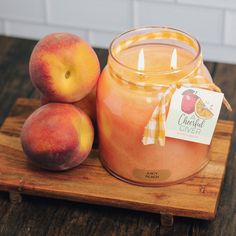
top-left (29, 33), bottom-right (100, 103)
top-left (20, 103), bottom-right (94, 171)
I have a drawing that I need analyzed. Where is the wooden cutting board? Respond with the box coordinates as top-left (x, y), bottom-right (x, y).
top-left (0, 98), bottom-right (234, 226)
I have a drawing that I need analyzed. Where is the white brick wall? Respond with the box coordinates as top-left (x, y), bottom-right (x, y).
top-left (0, 0), bottom-right (236, 64)
top-left (225, 10), bottom-right (236, 46)
top-left (178, 0), bottom-right (236, 9)
top-left (47, 0), bottom-right (132, 32)
top-left (0, 0), bottom-right (45, 23)
top-left (135, 1), bottom-right (223, 44)
top-left (89, 30), bottom-right (118, 48)
top-left (4, 21), bottom-right (88, 41)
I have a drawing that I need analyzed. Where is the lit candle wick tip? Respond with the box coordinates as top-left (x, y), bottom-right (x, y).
top-left (138, 48), bottom-right (145, 71)
top-left (171, 48), bottom-right (177, 70)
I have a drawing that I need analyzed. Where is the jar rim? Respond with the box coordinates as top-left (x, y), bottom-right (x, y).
top-left (109, 26), bottom-right (202, 76)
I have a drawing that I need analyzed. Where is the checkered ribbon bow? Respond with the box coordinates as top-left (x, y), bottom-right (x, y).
top-left (142, 76), bottom-right (232, 146)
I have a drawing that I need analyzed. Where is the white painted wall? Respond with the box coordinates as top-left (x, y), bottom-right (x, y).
top-left (0, 0), bottom-right (236, 64)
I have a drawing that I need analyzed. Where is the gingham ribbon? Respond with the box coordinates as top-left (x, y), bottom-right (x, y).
top-left (142, 76), bottom-right (232, 146)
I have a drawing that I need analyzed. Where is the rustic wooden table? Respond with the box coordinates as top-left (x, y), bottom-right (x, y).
top-left (0, 36), bottom-right (235, 236)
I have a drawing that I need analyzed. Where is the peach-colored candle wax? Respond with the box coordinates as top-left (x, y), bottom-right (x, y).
top-left (97, 28), bottom-right (211, 186)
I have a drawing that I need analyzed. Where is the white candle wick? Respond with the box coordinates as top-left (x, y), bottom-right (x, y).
top-left (138, 48), bottom-right (145, 71)
top-left (171, 48), bottom-right (177, 70)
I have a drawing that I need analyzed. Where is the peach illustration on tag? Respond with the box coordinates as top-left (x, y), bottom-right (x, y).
top-left (181, 89), bottom-right (199, 114)
top-left (181, 89), bottom-right (214, 120)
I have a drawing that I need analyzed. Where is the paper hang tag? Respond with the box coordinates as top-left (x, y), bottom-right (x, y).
top-left (165, 86), bottom-right (224, 145)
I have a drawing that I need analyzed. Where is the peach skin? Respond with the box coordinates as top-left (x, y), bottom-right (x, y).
top-left (29, 33), bottom-right (100, 103)
top-left (20, 103), bottom-right (94, 171)
top-left (40, 86), bottom-right (97, 124)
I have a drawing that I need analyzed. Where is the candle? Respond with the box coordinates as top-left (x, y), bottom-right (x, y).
top-left (97, 27), bottom-right (212, 186)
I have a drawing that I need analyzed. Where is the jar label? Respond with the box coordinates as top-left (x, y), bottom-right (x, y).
top-left (133, 169), bottom-right (171, 181)
top-left (165, 86), bottom-right (224, 145)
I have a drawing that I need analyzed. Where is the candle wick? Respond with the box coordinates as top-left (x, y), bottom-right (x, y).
top-left (171, 48), bottom-right (177, 70)
top-left (138, 48), bottom-right (145, 71)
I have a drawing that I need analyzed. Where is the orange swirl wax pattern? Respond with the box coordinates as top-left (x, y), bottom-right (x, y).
top-left (97, 27), bottom-right (217, 186)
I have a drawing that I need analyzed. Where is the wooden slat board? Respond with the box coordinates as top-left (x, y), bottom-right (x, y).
top-left (0, 98), bottom-right (234, 220)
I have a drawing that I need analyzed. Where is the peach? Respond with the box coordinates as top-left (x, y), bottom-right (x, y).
top-left (20, 103), bottom-right (94, 171)
top-left (29, 33), bottom-right (100, 103)
top-left (73, 86), bottom-right (97, 123)
top-left (40, 86), bottom-right (97, 123)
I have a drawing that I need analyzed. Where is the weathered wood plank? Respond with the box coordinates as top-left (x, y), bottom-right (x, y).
top-left (0, 37), bottom-right (37, 127)
top-left (192, 62), bottom-right (236, 236)
top-left (204, 62), bottom-right (216, 76)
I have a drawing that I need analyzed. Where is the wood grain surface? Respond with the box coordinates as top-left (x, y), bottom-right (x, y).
top-left (0, 36), bottom-right (236, 236)
top-left (0, 98), bottom-right (233, 221)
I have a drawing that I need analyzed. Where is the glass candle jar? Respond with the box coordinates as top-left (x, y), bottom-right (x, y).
top-left (97, 27), bottom-right (212, 186)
